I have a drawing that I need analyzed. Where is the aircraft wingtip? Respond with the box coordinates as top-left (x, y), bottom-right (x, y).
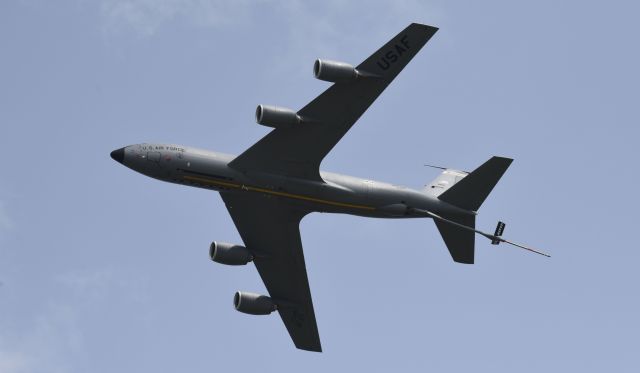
top-left (411, 22), bottom-right (439, 32)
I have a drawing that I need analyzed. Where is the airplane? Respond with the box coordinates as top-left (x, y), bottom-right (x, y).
top-left (110, 23), bottom-right (549, 352)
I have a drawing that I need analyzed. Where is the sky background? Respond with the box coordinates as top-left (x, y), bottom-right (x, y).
top-left (1, 0), bottom-right (639, 372)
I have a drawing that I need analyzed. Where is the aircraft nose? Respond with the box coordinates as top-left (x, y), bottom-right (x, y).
top-left (110, 148), bottom-right (125, 164)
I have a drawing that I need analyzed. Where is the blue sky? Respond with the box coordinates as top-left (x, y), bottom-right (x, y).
top-left (1, 0), bottom-right (639, 372)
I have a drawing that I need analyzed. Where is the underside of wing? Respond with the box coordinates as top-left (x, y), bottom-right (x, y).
top-left (220, 191), bottom-right (322, 352)
top-left (229, 23), bottom-right (438, 181)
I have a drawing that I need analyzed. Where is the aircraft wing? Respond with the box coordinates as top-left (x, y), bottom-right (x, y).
top-left (219, 191), bottom-right (321, 352)
top-left (229, 23), bottom-right (438, 181)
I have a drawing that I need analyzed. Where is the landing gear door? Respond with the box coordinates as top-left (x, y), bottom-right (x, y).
top-left (363, 180), bottom-right (373, 200)
top-left (147, 151), bottom-right (161, 163)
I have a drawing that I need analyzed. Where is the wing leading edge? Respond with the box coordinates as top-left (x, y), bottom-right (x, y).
top-left (229, 23), bottom-right (438, 181)
top-left (221, 23), bottom-right (439, 351)
top-left (220, 192), bottom-right (321, 352)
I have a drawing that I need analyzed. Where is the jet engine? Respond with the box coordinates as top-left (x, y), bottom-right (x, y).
top-left (255, 105), bottom-right (301, 129)
top-left (234, 291), bottom-right (277, 315)
top-left (313, 59), bottom-right (359, 83)
top-left (209, 241), bottom-right (253, 265)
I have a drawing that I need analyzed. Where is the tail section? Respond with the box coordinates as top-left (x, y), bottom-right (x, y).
top-left (415, 157), bottom-right (549, 262)
top-left (425, 156), bottom-right (513, 264)
top-left (423, 168), bottom-right (468, 197)
top-left (434, 214), bottom-right (476, 264)
top-left (437, 156), bottom-right (512, 212)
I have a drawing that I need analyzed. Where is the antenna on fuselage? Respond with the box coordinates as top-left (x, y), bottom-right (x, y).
top-left (424, 164), bottom-right (470, 174)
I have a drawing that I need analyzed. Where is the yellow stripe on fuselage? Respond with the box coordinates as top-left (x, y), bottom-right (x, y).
top-left (183, 175), bottom-right (375, 211)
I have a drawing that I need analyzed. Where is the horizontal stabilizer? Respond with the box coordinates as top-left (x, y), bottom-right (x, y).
top-left (434, 214), bottom-right (476, 264)
top-left (438, 157), bottom-right (513, 211)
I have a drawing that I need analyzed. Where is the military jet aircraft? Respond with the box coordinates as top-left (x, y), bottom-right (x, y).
top-left (111, 23), bottom-right (548, 352)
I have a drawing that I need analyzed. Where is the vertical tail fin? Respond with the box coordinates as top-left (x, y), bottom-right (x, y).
top-left (437, 156), bottom-right (513, 212)
top-left (423, 168), bottom-right (468, 197)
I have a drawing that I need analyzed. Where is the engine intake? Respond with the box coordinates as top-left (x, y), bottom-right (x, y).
top-left (210, 241), bottom-right (253, 265)
top-left (234, 291), bottom-right (277, 315)
top-left (314, 59), bottom-right (359, 83)
top-left (255, 105), bottom-right (301, 129)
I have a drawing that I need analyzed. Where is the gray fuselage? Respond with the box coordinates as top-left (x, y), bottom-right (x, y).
top-left (112, 143), bottom-right (470, 218)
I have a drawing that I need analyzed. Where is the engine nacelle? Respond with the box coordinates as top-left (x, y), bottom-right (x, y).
top-left (234, 291), bottom-right (277, 315)
top-left (255, 105), bottom-right (301, 129)
top-left (210, 241), bottom-right (253, 265)
top-left (314, 59), bottom-right (359, 83)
